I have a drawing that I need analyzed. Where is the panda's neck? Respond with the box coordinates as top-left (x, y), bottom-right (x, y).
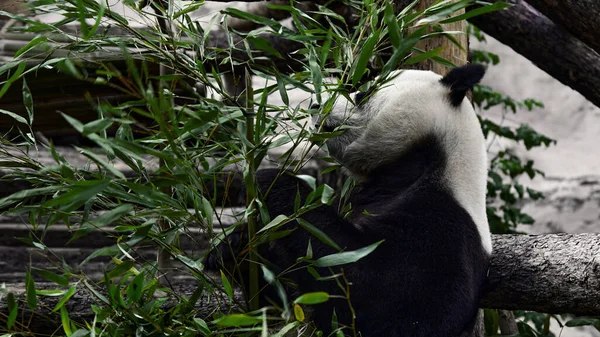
top-left (439, 115), bottom-right (492, 254)
top-left (348, 130), bottom-right (492, 255)
top-left (348, 136), bottom-right (444, 208)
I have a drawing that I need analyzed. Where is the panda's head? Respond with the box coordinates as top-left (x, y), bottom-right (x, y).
top-left (319, 64), bottom-right (486, 177)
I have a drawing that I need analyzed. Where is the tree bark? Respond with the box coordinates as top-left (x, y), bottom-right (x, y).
top-left (3, 233), bottom-right (600, 333)
top-left (482, 233), bottom-right (600, 315)
top-left (415, 1), bottom-right (468, 75)
top-left (524, 0), bottom-right (600, 55)
top-left (468, 1), bottom-right (600, 109)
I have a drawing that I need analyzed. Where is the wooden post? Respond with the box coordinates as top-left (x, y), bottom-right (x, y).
top-left (415, 1), bottom-right (469, 75)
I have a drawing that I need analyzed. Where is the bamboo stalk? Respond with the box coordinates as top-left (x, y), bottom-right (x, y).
top-left (243, 67), bottom-right (260, 311)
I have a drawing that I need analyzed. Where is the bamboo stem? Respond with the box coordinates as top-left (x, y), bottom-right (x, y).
top-left (243, 68), bottom-right (260, 311)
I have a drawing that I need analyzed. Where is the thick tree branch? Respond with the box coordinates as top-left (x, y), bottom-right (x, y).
top-left (482, 233), bottom-right (600, 315)
top-left (3, 233), bottom-right (600, 333)
top-left (468, 1), bottom-right (600, 109)
top-left (524, 0), bottom-right (600, 55)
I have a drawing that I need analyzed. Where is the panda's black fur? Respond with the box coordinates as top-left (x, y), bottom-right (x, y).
top-left (207, 64), bottom-right (491, 337)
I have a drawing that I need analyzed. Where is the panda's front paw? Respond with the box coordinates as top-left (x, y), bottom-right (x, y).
top-left (205, 229), bottom-right (248, 271)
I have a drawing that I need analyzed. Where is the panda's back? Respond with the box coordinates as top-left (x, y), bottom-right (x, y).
top-left (346, 185), bottom-right (488, 336)
top-left (335, 134), bottom-right (489, 336)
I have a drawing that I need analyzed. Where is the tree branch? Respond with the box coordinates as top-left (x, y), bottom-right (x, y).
top-left (482, 233), bottom-right (600, 315)
top-left (468, 1), bottom-right (600, 109)
top-left (524, 0), bottom-right (600, 55)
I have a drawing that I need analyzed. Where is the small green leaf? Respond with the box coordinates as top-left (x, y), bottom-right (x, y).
top-left (275, 73), bottom-right (289, 106)
top-left (440, 2), bottom-right (512, 24)
top-left (246, 36), bottom-right (283, 58)
top-left (15, 35), bottom-right (48, 58)
top-left (60, 306), bottom-right (72, 336)
top-left (565, 317), bottom-right (600, 327)
top-left (294, 292), bottom-right (329, 305)
top-left (126, 272), bottom-right (144, 303)
top-left (87, 0), bottom-right (105, 39)
top-left (70, 329), bottom-right (90, 337)
top-left (25, 269), bottom-right (37, 310)
top-left (315, 240), bottom-right (383, 267)
top-left (44, 179), bottom-right (110, 211)
top-left (258, 214), bottom-right (289, 233)
top-left (0, 61), bottom-right (26, 99)
top-left (223, 8), bottom-right (282, 29)
top-left (193, 317), bottom-right (212, 335)
top-left (352, 29), bottom-right (380, 86)
top-left (293, 303), bottom-right (305, 322)
top-left (76, 147), bottom-right (126, 179)
top-left (309, 50), bottom-right (322, 100)
top-left (177, 255), bottom-right (204, 272)
top-left (73, 204), bottom-right (132, 240)
top-left (220, 270), bottom-right (234, 300)
top-left (295, 175), bottom-right (316, 190)
top-left (297, 218), bottom-right (341, 251)
top-left (0, 109), bottom-right (27, 124)
top-left (22, 77), bottom-right (34, 125)
top-left (6, 292), bottom-right (17, 329)
top-left (404, 47), bottom-right (445, 65)
top-left (53, 285), bottom-right (76, 312)
top-left (384, 2), bottom-right (401, 49)
top-left (213, 314), bottom-right (262, 327)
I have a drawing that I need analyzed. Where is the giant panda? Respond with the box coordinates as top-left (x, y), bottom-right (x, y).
top-left (207, 64), bottom-right (492, 337)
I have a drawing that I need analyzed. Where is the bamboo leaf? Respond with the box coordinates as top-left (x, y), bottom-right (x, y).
top-left (0, 186), bottom-right (64, 209)
top-left (22, 77), bottom-right (34, 125)
top-left (384, 2), bottom-right (401, 49)
top-left (87, 0), bottom-right (105, 38)
top-left (126, 272), bottom-right (144, 303)
top-left (14, 35), bottom-right (48, 58)
top-left (0, 61), bottom-right (26, 99)
top-left (76, 147), bottom-right (126, 179)
top-left (222, 8), bottom-right (282, 30)
top-left (297, 218), bottom-right (341, 251)
top-left (214, 314), bottom-right (262, 327)
top-left (440, 2), bottom-right (513, 24)
top-left (258, 214), bottom-right (290, 233)
top-left (220, 270), bottom-right (234, 300)
top-left (60, 306), bottom-right (73, 336)
top-left (53, 285), bottom-right (76, 312)
top-left (352, 29), bottom-right (380, 86)
top-left (293, 303), bottom-right (305, 322)
top-left (294, 292), bottom-right (329, 305)
top-left (73, 204), bottom-right (133, 240)
top-left (314, 240), bottom-right (383, 267)
top-left (6, 293), bottom-right (17, 329)
top-left (44, 180), bottom-right (111, 211)
top-left (0, 109), bottom-right (27, 124)
top-left (404, 47), bottom-right (445, 65)
top-left (33, 268), bottom-right (70, 287)
top-left (25, 269), bottom-right (37, 310)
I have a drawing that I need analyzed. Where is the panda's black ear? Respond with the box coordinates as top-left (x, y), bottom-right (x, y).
top-left (440, 64), bottom-right (485, 107)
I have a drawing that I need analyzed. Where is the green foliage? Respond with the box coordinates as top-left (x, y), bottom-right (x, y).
top-left (0, 0), bottom-right (549, 336)
top-left (470, 38), bottom-right (555, 235)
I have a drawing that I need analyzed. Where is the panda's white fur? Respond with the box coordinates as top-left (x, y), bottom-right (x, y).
top-left (323, 68), bottom-right (492, 254)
